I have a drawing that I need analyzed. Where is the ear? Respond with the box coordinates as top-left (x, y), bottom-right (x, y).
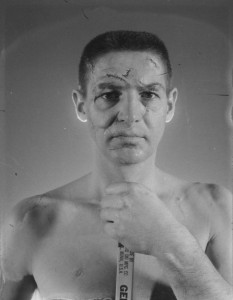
top-left (165, 87), bottom-right (178, 123)
top-left (72, 89), bottom-right (87, 122)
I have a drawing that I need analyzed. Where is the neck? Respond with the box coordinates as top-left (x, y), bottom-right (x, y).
top-left (90, 152), bottom-right (162, 200)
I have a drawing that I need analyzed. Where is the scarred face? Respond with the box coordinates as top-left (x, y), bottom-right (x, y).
top-left (74, 51), bottom-right (177, 165)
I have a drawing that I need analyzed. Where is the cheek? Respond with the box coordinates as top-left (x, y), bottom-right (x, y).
top-left (145, 104), bottom-right (166, 126)
top-left (144, 108), bottom-right (167, 141)
top-left (86, 105), bottom-right (114, 140)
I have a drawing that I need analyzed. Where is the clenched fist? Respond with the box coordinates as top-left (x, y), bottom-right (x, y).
top-left (100, 182), bottom-right (183, 257)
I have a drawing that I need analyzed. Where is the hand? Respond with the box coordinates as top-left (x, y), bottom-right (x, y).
top-left (100, 182), bottom-right (180, 256)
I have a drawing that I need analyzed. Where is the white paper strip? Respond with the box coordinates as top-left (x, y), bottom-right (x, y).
top-left (115, 243), bottom-right (135, 300)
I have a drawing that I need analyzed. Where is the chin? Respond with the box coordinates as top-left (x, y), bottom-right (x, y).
top-left (109, 147), bottom-right (151, 165)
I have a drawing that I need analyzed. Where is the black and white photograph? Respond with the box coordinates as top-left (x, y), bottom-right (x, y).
top-left (0, 1), bottom-right (232, 300)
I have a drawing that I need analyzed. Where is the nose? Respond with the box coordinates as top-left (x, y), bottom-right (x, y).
top-left (117, 91), bottom-right (145, 125)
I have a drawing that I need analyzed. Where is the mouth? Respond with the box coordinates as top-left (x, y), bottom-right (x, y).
top-left (108, 133), bottom-right (146, 151)
top-left (111, 135), bottom-right (144, 140)
top-left (109, 134), bottom-right (145, 146)
top-left (109, 131), bottom-right (145, 140)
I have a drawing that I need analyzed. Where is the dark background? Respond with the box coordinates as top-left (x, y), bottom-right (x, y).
top-left (1, 0), bottom-right (232, 217)
top-left (0, 1), bottom-right (232, 299)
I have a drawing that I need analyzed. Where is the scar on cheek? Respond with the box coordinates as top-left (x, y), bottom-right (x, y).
top-left (158, 71), bottom-right (169, 76)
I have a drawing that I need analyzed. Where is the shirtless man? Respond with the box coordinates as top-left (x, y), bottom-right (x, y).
top-left (1, 30), bottom-right (232, 300)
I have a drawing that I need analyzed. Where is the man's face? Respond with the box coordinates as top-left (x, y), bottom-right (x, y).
top-left (79, 51), bottom-right (176, 165)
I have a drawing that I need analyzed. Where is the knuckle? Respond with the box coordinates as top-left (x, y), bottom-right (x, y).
top-left (100, 209), bottom-right (107, 219)
top-left (104, 223), bottom-right (116, 237)
top-left (118, 222), bottom-right (125, 233)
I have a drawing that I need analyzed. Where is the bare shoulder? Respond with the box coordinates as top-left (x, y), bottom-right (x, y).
top-left (200, 182), bottom-right (232, 204)
top-left (1, 195), bottom-right (58, 282)
top-left (202, 183), bottom-right (232, 238)
top-left (179, 181), bottom-right (232, 283)
top-left (208, 183), bottom-right (232, 214)
top-left (176, 180), bottom-right (232, 238)
top-left (183, 182), bottom-right (232, 213)
top-left (1, 174), bottom-right (92, 282)
top-left (190, 183), bottom-right (232, 284)
top-left (2, 173), bottom-right (92, 244)
top-left (6, 194), bottom-right (59, 239)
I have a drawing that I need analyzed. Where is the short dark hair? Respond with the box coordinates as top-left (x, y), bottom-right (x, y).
top-left (78, 30), bottom-right (172, 96)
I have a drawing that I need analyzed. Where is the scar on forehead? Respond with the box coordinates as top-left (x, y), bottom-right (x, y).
top-left (147, 58), bottom-right (159, 68)
top-left (106, 73), bottom-right (127, 82)
top-left (122, 69), bottom-right (131, 78)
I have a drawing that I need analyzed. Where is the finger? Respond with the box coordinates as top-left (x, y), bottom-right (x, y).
top-left (100, 208), bottom-right (119, 223)
top-left (101, 195), bottom-right (124, 209)
top-left (105, 182), bottom-right (134, 194)
top-left (104, 222), bottom-right (118, 238)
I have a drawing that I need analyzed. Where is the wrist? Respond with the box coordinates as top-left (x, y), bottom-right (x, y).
top-left (150, 217), bottom-right (194, 259)
top-left (152, 234), bottom-right (232, 300)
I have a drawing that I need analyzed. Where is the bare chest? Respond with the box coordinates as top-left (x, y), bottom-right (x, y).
top-left (31, 200), bottom-right (210, 300)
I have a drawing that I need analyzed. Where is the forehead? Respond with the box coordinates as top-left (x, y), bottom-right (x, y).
top-left (88, 51), bottom-right (166, 87)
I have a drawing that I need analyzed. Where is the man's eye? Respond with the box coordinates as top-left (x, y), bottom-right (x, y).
top-left (102, 91), bottom-right (121, 101)
top-left (98, 91), bottom-right (121, 102)
top-left (140, 91), bottom-right (159, 100)
top-left (95, 91), bottom-right (121, 109)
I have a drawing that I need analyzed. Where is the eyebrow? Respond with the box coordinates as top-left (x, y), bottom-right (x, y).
top-left (95, 81), bottom-right (165, 92)
top-left (137, 82), bottom-right (165, 91)
top-left (96, 82), bottom-right (124, 91)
